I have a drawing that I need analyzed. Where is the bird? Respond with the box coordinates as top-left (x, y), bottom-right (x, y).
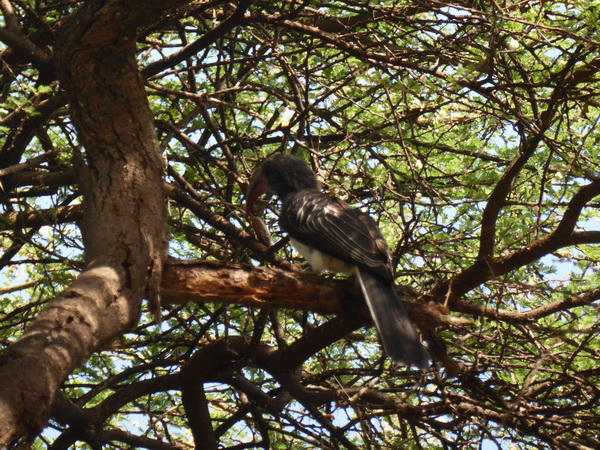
top-left (245, 153), bottom-right (430, 368)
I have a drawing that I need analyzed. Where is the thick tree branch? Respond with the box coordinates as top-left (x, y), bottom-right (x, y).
top-left (428, 179), bottom-right (600, 306)
top-left (180, 341), bottom-right (231, 449)
top-left (0, 0), bottom-right (53, 70)
top-left (10, 168), bottom-right (77, 191)
top-left (181, 323), bottom-right (365, 449)
top-left (477, 135), bottom-right (538, 260)
top-left (0, 204), bottom-right (82, 229)
top-left (0, 267), bottom-right (137, 443)
top-left (160, 259), bottom-right (462, 330)
top-left (160, 257), bottom-right (600, 328)
top-left (0, 0), bottom-right (189, 444)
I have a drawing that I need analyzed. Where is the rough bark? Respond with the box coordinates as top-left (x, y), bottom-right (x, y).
top-left (0, 0), bottom-right (188, 445)
top-left (161, 259), bottom-right (460, 329)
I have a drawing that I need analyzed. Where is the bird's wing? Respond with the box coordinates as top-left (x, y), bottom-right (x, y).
top-left (280, 190), bottom-right (393, 281)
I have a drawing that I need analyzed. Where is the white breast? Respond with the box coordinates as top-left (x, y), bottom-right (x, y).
top-left (290, 238), bottom-right (357, 275)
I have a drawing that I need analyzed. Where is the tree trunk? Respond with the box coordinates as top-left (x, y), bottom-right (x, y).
top-left (0, 0), bottom-right (187, 445)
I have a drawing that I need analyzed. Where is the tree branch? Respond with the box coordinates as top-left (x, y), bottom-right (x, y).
top-left (477, 135), bottom-right (538, 260)
top-left (142, 0), bottom-right (252, 78)
top-left (0, 204), bottom-right (82, 229)
top-left (0, 0), bottom-right (190, 444)
top-left (0, 0), bottom-right (53, 70)
top-left (164, 181), bottom-right (294, 270)
top-left (160, 259), bottom-right (463, 330)
top-left (428, 179), bottom-right (600, 306)
top-left (0, 149), bottom-right (62, 177)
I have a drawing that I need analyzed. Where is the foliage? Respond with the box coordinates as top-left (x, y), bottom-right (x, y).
top-left (1, 0), bottom-right (599, 448)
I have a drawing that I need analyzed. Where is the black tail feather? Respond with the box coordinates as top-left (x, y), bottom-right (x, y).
top-left (356, 269), bottom-right (430, 368)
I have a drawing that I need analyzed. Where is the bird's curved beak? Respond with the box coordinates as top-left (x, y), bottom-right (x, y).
top-left (245, 168), bottom-right (271, 218)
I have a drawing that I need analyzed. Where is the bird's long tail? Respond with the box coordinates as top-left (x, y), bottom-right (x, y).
top-left (356, 269), bottom-right (430, 368)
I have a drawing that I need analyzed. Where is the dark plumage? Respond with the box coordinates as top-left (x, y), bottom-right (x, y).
top-left (246, 154), bottom-right (430, 368)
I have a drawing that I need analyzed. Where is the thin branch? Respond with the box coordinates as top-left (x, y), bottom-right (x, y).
top-left (164, 180), bottom-right (294, 269)
top-left (142, 0), bottom-right (252, 78)
top-left (0, 149), bottom-right (62, 177)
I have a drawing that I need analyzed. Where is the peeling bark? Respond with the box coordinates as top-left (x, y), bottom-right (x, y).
top-left (161, 259), bottom-right (462, 329)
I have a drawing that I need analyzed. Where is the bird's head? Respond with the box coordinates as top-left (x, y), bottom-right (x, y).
top-left (245, 154), bottom-right (321, 217)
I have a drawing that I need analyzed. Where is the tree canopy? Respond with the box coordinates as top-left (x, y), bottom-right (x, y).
top-left (0, 0), bottom-right (599, 448)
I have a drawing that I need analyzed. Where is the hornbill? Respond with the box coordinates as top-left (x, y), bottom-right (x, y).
top-left (246, 154), bottom-right (430, 368)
